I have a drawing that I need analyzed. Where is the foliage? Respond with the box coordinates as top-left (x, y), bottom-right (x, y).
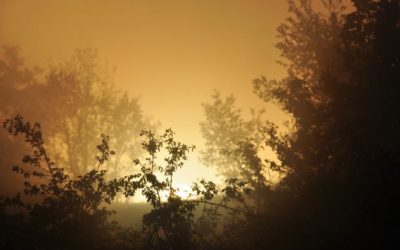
top-left (117, 128), bottom-right (259, 249)
top-left (2, 0), bottom-right (400, 249)
top-left (0, 115), bottom-right (256, 249)
top-left (201, 0), bottom-right (400, 248)
top-left (117, 129), bottom-right (198, 249)
top-left (252, 0), bottom-right (399, 248)
top-left (0, 115), bottom-right (134, 249)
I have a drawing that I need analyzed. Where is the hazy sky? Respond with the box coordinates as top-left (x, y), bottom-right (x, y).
top-left (0, 0), bottom-right (347, 188)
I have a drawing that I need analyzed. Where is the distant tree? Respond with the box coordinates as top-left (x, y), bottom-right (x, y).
top-left (0, 46), bottom-right (41, 110)
top-left (200, 91), bottom-right (272, 182)
top-left (0, 47), bottom-right (155, 184)
top-left (0, 46), bottom-right (63, 123)
top-left (44, 48), bottom-right (155, 179)
top-left (0, 46), bottom-right (47, 196)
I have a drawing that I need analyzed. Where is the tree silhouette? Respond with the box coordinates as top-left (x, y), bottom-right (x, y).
top-left (2, 0), bottom-right (400, 249)
top-left (1, 115), bottom-right (257, 249)
top-left (116, 128), bottom-right (259, 249)
top-left (250, 0), bottom-right (400, 248)
top-left (0, 115), bottom-right (135, 249)
top-left (201, 0), bottom-right (400, 249)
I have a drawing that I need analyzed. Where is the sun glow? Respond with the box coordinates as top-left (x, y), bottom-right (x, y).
top-left (172, 184), bottom-right (195, 200)
top-left (115, 183), bottom-right (197, 204)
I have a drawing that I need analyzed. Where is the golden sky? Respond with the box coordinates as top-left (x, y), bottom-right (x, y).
top-left (0, 0), bottom-right (351, 188)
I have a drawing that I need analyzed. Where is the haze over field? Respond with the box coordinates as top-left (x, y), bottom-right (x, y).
top-left (0, 0), bottom-right (293, 187)
top-left (4, 1), bottom-right (398, 250)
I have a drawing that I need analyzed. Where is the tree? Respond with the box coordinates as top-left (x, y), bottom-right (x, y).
top-left (202, 0), bottom-right (400, 248)
top-left (0, 47), bottom-right (155, 184)
top-left (1, 114), bottom-right (257, 250)
top-left (45, 48), bottom-right (155, 179)
top-left (117, 128), bottom-right (255, 249)
top-left (250, 0), bottom-right (400, 248)
top-left (200, 91), bottom-right (273, 183)
top-left (0, 46), bottom-right (48, 196)
top-left (0, 115), bottom-right (135, 249)
top-left (1, 48), bottom-right (257, 250)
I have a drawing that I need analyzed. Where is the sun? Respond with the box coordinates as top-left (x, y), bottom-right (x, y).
top-left (173, 184), bottom-right (195, 200)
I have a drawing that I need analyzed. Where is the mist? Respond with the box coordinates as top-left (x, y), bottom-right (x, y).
top-left (1, 0), bottom-right (399, 249)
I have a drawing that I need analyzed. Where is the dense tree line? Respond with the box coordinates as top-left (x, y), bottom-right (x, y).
top-left (1, 0), bottom-right (399, 249)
